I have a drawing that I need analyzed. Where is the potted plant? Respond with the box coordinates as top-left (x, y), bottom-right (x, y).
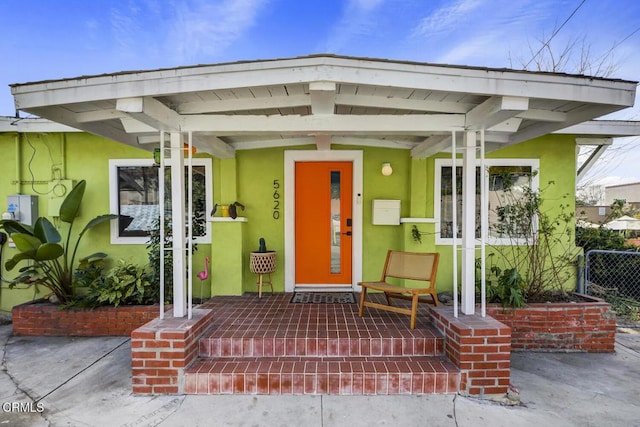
top-left (249, 238), bottom-right (276, 297)
top-left (211, 201), bottom-right (245, 219)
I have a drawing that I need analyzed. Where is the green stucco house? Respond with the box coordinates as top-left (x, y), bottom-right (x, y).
top-left (1, 54), bottom-right (639, 318)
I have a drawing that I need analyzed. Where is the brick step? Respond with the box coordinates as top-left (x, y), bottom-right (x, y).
top-left (184, 355), bottom-right (460, 395)
top-left (198, 328), bottom-right (444, 358)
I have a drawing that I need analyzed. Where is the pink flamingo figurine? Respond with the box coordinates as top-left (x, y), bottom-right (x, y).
top-left (197, 256), bottom-right (210, 302)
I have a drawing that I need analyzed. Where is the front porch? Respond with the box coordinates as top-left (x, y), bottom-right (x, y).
top-left (131, 293), bottom-right (511, 397)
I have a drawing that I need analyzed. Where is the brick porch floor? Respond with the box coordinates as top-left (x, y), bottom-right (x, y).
top-left (182, 293), bottom-right (459, 395)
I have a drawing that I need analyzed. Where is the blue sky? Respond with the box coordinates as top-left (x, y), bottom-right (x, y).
top-left (2, 0), bottom-right (640, 187)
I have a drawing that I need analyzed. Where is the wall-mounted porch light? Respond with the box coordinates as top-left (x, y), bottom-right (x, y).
top-left (381, 162), bottom-right (393, 176)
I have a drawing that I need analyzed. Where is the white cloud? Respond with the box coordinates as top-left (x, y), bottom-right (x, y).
top-left (412, 0), bottom-right (483, 37)
top-left (168, 0), bottom-right (270, 63)
top-left (320, 0), bottom-right (387, 53)
top-left (106, 0), bottom-right (269, 65)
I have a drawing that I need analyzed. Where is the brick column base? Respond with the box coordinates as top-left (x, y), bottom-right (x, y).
top-left (428, 306), bottom-right (512, 397)
top-left (131, 308), bottom-right (214, 394)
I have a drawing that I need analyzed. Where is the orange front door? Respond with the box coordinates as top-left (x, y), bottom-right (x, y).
top-left (295, 161), bottom-right (353, 285)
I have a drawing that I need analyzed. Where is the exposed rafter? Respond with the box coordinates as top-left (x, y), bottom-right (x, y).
top-left (309, 81), bottom-right (336, 115)
top-left (116, 97), bottom-right (181, 132)
top-left (506, 104), bottom-right (624, 148)
top-left (314, 134), bottom-right (331, 150)
top-left (465, 96), bottom-right (529, 130)
top-left (411, 135), bottom-right (451, 158)
top-left (136, 134), bottom-right (234, 158)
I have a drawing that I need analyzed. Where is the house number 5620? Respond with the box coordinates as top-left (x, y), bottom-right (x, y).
top-left (273, 179), bottom-right (280, 219)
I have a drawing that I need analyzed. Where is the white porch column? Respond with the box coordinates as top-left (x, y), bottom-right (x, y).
top-left (170, 132), bottom-right (187, 317)
top-left (461, 131), bottom-right (476, 314)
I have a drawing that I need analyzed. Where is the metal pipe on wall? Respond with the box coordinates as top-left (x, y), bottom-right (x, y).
top-left (15, 133), bottom-right (21, 193)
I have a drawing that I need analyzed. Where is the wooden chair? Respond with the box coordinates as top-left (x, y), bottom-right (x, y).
top-left (358, 250), bottom-right (440, 329)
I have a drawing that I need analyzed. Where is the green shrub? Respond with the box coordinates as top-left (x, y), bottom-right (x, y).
top-left (84, 260), bottom-right (155, 307)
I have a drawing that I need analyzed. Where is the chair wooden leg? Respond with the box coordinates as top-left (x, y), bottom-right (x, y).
top-left (384, 292), bottom-right (394, 306)
top-left (432, 291), bottom-right (439, 306)
top-left (410, 294), bottom-right (419, 329)
top-left (359, 287), bottom-right (367, 317)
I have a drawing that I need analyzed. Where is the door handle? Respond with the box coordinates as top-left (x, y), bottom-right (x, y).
top-left (341, 231), bottom-right (352, 236)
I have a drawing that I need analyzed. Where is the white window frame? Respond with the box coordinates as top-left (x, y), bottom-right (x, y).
top-left (108, 158), bottom-right (213, 245)
top-left (434, 158), bottom-right (540, 246)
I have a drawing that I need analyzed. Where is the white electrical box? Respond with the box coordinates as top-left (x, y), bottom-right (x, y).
top-left (372, 199), bottom-right (401, 225)
top-left (7, 195), bottom-right (39, 226)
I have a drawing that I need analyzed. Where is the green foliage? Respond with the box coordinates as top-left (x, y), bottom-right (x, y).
top-left (487, 265), bottom-right (526, 308)
top-left (73, 257), bottom-right (106, 289)
top-left (146, 218), bottom-right (175, 303)
top-left (84, 260), bottom-right (155, 307)
top-left (258, 237), bottom-right (267, 252)
top-left (486, 179), bottom-right (579, 305)
top-left (575, 226), bottom-right (634, 252)
top-left (0, 180), bottom-right (116, 303)
top-left (411, 225), bottom-right (423, 244)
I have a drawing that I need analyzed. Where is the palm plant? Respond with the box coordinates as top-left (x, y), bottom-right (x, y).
top-left (0, 180), bottom-right (116, 303)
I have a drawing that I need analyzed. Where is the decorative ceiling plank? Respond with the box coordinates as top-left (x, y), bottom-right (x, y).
top-left (466, 96), bottom-right (529, 130)
top-left (181, 113), bottom-right (465, 135)
top-left (178, 94), bottom-right (310, 114)
top-left (335, 94), bottom-right (473, 113)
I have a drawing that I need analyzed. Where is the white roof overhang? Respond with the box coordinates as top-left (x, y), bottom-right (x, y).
top-left (8, 54), bottom-right (639, 159)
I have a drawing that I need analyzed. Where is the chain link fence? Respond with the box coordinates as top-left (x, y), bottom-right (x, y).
top-left (584, 250), bottom-right (640, 322)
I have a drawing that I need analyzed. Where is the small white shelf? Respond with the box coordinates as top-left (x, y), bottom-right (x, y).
top-left (209, 217), bottom-right (248, 222)
top-left (400, 218), bottom-right (437, 223)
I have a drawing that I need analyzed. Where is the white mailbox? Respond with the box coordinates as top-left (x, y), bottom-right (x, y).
top-left (372, 199), bottom-right (401, 225)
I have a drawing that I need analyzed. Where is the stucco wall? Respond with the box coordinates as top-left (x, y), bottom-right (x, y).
top-left (0, 130), bottom-right (578, 312)
top-left (428, 134), bottom-right (578, 291)
top-left (0, 132), bottom-right (212, 313)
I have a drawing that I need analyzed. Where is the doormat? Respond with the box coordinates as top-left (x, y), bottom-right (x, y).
top-left (290, 292), bottom-right (356, 304)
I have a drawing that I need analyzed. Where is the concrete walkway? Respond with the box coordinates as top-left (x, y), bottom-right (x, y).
top-left (0, 324), bottom-right (639, 427)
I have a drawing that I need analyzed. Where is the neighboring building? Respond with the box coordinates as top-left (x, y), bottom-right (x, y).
top-left (605, 182), bottom-right (640, 205)
top-left (576, 205), bottom-right (612, 224)
top-left (2, 55), bottom-right (640, 317)
top-left (577, 182), bottom-right (640, 225)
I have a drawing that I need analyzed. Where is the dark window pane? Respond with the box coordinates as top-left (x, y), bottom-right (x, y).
top-left (117, 165), bottom-right (207, 238)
